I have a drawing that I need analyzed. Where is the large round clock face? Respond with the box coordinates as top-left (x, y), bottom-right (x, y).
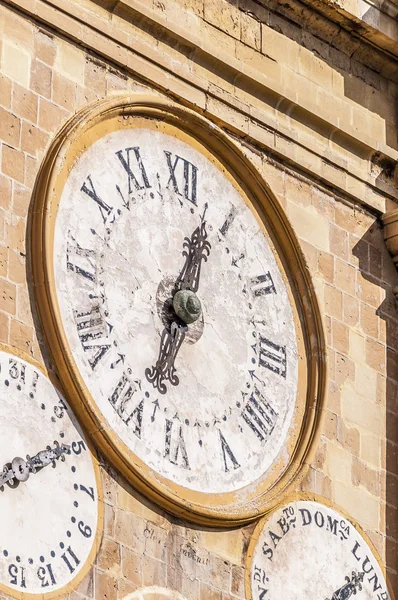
top-left (32, 99), bottom-right (325, 523)
top-left (248, 497), bottom-right (393, 600)
top-left (53, 125), bottom-right (298, 495)
top-left (0, 349), bottom-right (101, 598)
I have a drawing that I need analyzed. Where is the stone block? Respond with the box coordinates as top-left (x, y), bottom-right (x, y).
top-left (0, 311), bottom-right (9, 343)
top-left (324, 441), bottom-right (352, 482)
top-left (0, 174), bottom-right (11, 211)
top-left (203, 0), bottom-right (240, 39)
top-left (298, 47), bottom-right (333, 92)
top-left (197, 528), bottom-right (243, 565)
top-left (0, 75), bottom-right (11, 109)
top-left (1, 145), bottom-right (25, 184)
top-left (360, 432), bottom-right (381, 470)
top-left (12, 84), bottom-right (38, 123)
top-left (0, 99), bottom-right (20, 149)
top-left (16, 286), bottom-right (33, 326)
top-left (21, 122), bottom-right (49, 158)
top-left (318, 251), bottom-right (334, 284)
top-left (1, 41), bottom-right (30, 87)
top-left (286, 202), bottom-right (329, 252)
top-left (343, 293), bottom-right (359, 327)
top-left (55, 40), bottom-right (85, 84)
top-left (38, 97), bottom-right (69, 133)
top-left (324, 285), bottom-right (343, 320)
top-left (334, 480), bottom-right (380, 531)
top-left (121, 546), bottom-right (142, 587)
top-left (355, 364), bottom-right (378, 401)
top-left (30, 58), bottom-right (52, 98)
top-left (349, 330), bottom-right (365, 365)
top-left (35, 30), bottom-right (57, 66)
top-left (330, 224), bottom-right (349, 261)
top-left (365, 337), bottom-right (386, 374)
top-left (0, 246), bottom-right (7, 278)
top-left (342, 387), bottom-right (384, 436)
top-left (261, 24), bottom-right (299, 69)
top-left (12, 183), bottom-right (31, 218)
top-left (97, 537), bottom-right (121, 573)
top-left (95, 570), bottom-right (118, 600)
top-left (332, 319), bottom-right (349, 355)
top-left (9, 319), bottom-right (35, 355)
top-left (52, 72), bottom-right (77, 111)
top-left (240, 11), bottom-right (261, 51)
top-left (360, 302), bottom-right (378, 339)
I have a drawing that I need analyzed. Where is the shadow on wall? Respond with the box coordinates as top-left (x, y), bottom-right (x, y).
top-left (353, 220), bottom-right (398, 591)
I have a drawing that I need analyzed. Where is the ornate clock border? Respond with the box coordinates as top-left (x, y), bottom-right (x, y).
top-left (30, 95), bottom-right (327, 526)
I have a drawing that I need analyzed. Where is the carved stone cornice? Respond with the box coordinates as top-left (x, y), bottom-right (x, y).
top-left (3, 0), bottom-right (398, 213)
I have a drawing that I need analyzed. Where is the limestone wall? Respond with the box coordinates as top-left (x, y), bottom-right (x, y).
top-left (0, 0), bottom-right (396, 598)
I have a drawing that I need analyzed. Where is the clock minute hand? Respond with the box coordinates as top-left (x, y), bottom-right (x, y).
top-left (0, 440), bottom-right (71, 487)
top-left (146, 206), bottom-right (211, 394)
top-left (325, 571), bottom-right (365, 600)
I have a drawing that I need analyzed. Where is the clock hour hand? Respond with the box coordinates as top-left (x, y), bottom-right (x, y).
top-left (0, 440), bottom-right (71, 487)
top-left (145, 321), bottom-right (187, 395)
top-left (325, 571), bottom-right (364, 600)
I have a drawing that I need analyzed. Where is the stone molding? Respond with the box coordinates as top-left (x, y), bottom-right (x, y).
top-left (3, 0), bottom-right (398, 215)
top-left (293, 0), bottom-right (398, 58)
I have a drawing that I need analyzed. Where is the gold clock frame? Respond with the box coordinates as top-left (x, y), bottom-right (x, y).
top-left (245, 492), bottom-right (396, 600)
top-left (31, 95), bottom-right (327, 526)
top-left (0, 343), bottom-right (104, 600)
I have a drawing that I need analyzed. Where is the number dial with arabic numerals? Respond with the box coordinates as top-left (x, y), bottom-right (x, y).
top-left (247, 496), bottom-right (394, 600)
top-left (32, 101), bottom-right (325, 524)
top-left (0, 349), bottom-right (101, 598)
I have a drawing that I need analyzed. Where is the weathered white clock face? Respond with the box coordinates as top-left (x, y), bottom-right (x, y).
top-left (53, 126), bottom-right (298, 494)
top-left (250, 499), bottom-right (391, 600)
top-left (0, 350), bottom-right (100, 597)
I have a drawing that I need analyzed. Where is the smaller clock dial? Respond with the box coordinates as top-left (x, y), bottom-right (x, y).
top-left (248, 496), bottom-right (393, 600)
top-left (0, 349), bottom-right (101, 598)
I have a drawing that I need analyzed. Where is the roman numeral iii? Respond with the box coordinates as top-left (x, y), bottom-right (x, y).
top-left (258, 335), bottom-right (287, 378)
top-left (241, 386), bottom-right (278, 443)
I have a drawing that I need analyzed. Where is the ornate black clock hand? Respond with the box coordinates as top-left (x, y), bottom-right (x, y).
top-left (146, 206), bottom-right (211, 394)
top-left (174, 203), bottom-right (211, 294)
top-left (145, 321), bottom-right (187, 395)
top-left (0, 440), bottom-right (71, 487)
top-left (325, 571), bottom-right (364, 600)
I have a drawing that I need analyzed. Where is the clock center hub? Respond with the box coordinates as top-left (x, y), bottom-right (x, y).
top-left (173, 289), bottom-right (202, 324)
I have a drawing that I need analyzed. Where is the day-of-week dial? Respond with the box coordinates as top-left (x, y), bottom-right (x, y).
top-left (249, 498), bottom-right (391, 600)
top-left (55, 127), bottom-right (298, 494)
top-left (0, 350), bottom-right (100, 597)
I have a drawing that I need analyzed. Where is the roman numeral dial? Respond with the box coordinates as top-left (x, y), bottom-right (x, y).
top-left (33, 105), bottom-right (324, 527)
